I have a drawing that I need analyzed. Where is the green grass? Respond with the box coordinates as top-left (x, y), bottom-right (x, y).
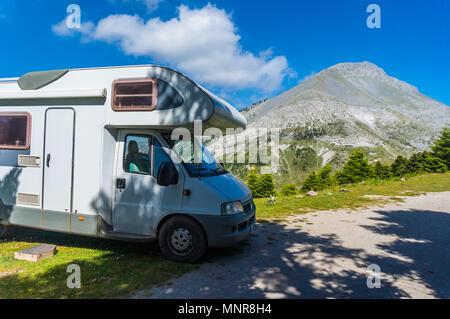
top-left (255, 173), bottom-right (450, 220)
top-left (0, 229), bottom-right (197, 299)
top-left (1, 173), bottom-right (449, 298)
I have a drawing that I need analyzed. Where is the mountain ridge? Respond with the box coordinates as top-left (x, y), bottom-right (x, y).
top-left (232, 62), bottom-right (450, 185)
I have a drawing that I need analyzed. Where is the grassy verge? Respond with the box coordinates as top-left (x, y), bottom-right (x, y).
top-left (0, 229), bottom-right (197, 298)
top-left (255, 173), bottom-right (450, 220)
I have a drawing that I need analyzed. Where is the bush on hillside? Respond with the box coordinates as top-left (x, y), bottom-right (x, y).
top-left (431, 128), bottom-right (450, 170)
top-left (246, 170), bottom-right (276, 198)
top-left (280, 184), bottom-right (298, 196)
top-left (374, 161), bottom-right (393, 180)
top-left (256, 174), bottom-right (276, 198)
top-left (335, 149), bottom-right (374, 185)
top-left (391, 155), bottom-right (409, 177)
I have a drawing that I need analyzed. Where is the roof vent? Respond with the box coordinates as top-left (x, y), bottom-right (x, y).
top-left (18, 69), bottom-right (69, 90)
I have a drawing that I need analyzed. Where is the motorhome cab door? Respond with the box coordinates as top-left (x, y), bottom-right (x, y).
top-left (113, 131), bottom-right (184, 236)
top-left (42, 108), bottom-right (75, 232)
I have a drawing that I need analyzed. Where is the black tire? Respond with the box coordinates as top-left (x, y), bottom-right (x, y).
top-left (158, 216), bottom-right (207, 263)
top-left (0, 224), bottom-right (9, 239)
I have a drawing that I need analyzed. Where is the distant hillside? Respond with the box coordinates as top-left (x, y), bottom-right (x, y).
top-left (226, 62), bottom-right (450, 186)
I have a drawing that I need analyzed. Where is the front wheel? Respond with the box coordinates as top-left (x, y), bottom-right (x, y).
top-left (158, 216), bottom-right (207, 263)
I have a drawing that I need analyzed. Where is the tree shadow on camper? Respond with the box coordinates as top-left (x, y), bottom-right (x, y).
top-left (0, 168), bottom-right (22, 222)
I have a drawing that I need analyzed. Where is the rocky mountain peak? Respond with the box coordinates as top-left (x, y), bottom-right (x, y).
top-left (326, 61), bottom-right (386, 77)
top-left (235, 62), bottom-right (450, 185)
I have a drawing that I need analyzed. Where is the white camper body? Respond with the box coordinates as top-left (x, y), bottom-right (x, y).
top-left (0, 65), bottom-right (255, 262)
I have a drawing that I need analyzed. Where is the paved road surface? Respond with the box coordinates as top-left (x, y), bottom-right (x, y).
top-left (133, 192), bottom-right (450, 299)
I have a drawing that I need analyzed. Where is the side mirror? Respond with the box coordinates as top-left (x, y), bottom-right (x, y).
top-left (157, 161), bottom-right (179, 187)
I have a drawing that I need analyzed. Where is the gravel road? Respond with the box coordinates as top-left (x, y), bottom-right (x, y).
top-left (133, 192), bottom-right (450, 299)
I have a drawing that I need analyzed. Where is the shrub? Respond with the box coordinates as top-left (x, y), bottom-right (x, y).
top-left (335, 149), bottom-right (374, 185)
top-left (280, 184), bottom-right (298, 196)
top-left (391, 155), bottom-right (409, 177)
top-left (374, 161), bottom-right (393, 180)
top-left (246, 169), bottom-right (260, 197)
top-left (419, 151), bottom-right (447, 173)
top-left (256, 174), bottom-right (276, 198)
top-left (301, 171), bottom-right (319, 192)
top-left (317, 164), bottom-right (333, 189)
top-left (431, 128), bottom-right (450, 170)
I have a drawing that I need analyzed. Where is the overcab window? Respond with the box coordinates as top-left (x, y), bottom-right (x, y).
top-left (0, 113), bottom-right (31, 150)
top-left (112, 79), bottom-right (158, 111)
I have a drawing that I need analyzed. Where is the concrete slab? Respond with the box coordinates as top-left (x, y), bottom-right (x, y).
top-left (14, 244), bottom-right (57, 262)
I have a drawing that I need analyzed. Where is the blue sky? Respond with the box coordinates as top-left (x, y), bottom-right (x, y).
top-left (0, 0), bottom-right (449, 108)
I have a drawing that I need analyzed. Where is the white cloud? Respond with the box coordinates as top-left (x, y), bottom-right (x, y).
top-left (52, 18), bottom-right (94, 37)
top-left (54, 4), bottom-right (293, 92)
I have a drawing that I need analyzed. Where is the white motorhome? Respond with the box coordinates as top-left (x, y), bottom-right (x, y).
top-left (0, 65), bottom-right (255, 262)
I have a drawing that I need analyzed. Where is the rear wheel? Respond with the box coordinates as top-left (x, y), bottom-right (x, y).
top-left (158, 216), bottom-right (206, 263)
top-left (0, 224), bottom-right (9, 239)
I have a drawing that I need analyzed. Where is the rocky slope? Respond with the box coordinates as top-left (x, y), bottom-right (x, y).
top-left (229, 62), bottom-right (450, 185)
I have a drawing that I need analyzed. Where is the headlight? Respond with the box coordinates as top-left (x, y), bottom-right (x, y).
top-left (221, 201), bottom-right (244, 216)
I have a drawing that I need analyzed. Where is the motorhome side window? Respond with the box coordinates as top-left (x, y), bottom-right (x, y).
top-left (153, 139), bottom-right (172, 176)
top-left (0, 113), bottom-right (31, 150)
top-left (124, 135), bottom-right (152, 175)
top-left (113, 79), bottom-right (158, 111)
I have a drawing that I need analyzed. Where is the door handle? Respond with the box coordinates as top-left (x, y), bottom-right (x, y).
top-left (116, 178), bottom-right (126, 189)
top-left (46, 154), bottom-right (51, 167)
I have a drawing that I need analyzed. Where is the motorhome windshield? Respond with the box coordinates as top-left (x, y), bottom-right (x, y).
top-left (163, 134), bottom-right (227, 177)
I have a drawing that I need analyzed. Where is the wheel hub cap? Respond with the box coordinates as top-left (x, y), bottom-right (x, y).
top-left (170, 228), bottom-right (193, 251)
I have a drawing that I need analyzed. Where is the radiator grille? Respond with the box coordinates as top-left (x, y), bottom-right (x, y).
top-left (18, 155), bottom-right (41, 167)
top-left (17, 193), bottom-right (40, 206)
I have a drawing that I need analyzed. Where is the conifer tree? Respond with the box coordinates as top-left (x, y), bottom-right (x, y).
top-left (246, 169), bottom-right (260, 197)
top-left (374, 161), bottom-right (392, 180)
top-left (281, 184), bottom-right (298, 196)
top-left (301, 171), bottom-right (319, 192)
top-left (256, 174), bottom-right (276, 197)
top-left (335, 149), bottom-right (374, 184)
top-left (431, 128), bottom-right (450, 170)
top-left (391, 155), bottom-right (409, 177)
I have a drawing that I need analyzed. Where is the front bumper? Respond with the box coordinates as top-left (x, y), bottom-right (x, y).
top-left (192, 203), bottom-right (256, 248)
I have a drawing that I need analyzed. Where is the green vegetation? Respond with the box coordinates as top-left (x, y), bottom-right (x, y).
top-left (297, 128), bottom-right (449, 192)
top-left (431, 128), bottom-right (450, 169)
top-left (255, 173), bottom-right (450, 220)
top-left (0, 230), bottom-right (196, 298)
top-left (335, 150), bottom-right (374, 184)
top-left (301, 164), bottom-right (333, 192)
top-left (245, 128), bottom-right (450, 220)
top-left (280, 184), bottom-right (298, 196)
top-left (245, 169), bottom-right (276, 198)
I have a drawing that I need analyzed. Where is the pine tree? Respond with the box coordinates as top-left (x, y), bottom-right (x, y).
top-left (317, 164), bottom-right (333, 189)
top-left (420, 151), bottom-right (447, 173)
top-left (335, 149), bottom-right (374, 185)
top-left (405, 153), bottom-right (424, 175)
top-left (256, 174), bottom-right (276, 198)
top-left (374, 161), bottom-right (393, 180)
top-left (301, 171), bottom-right (319, 192)
top-left (391, 155), bottom-right (409, 177)
top-left (431, 128), bottom-right (450, 170)
top-left (246, 169), bottom-right (260, 197)
top-left (281, 184), bottom-right (298, 196)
